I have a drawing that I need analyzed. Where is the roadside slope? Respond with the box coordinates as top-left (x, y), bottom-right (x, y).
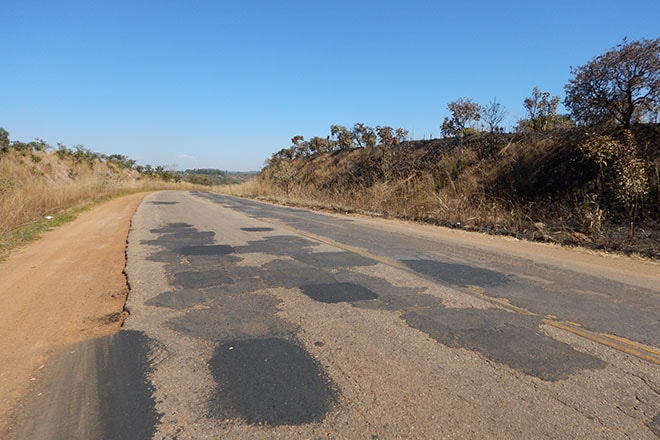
top-left (0, 193), bottom-right (147, 433)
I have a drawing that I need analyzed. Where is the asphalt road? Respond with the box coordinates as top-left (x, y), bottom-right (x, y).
top-left (10, 191), bottom-right (660, 438)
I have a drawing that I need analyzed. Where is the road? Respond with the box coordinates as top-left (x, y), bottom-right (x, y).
top-left (8, 190), bottom-right (660, 439)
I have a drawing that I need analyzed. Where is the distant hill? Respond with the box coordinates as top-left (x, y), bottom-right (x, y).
top-left (180, 169), bottom-right (258, 186)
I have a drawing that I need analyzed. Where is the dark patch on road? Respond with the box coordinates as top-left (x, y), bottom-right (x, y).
top-left (405, 308), bottom-right (606, 381)
top-left (173, 270), bottom-right (234, 289)
top-left (648, 412), bottom-right (660, 437)
top-left (97, 330), bottom-right (161, 440)
top-left (150, 201), bottom-right (179, 205)
top-left (145, 232), bottom-right (216, 253)
top-left (402, 259), bottom-right (510, 287)
top-left (6, 330), bottom-right (159, 440)
top-left (209, 338), bottom-right (337, 426)
top-left (328, 269), bottom-right (438, 311)
top-left (179, 244), bottom-right (235, 255)
top-left (149, 222), bottom-right (194, 233)
top-left (166, 295), bottom-right (297, 341)
top-left (235, 235), bottom-right (317, 255)
top-left (301, 282), bottom-right (378, 303)
top-left (146, 289), bottom-right (212, 309)
top-left (293, 251), bottom-right (377, 268)
top-left (261, 259), bottom-right (338, 288)
top-left (141, 212), bottom-right (343, 427)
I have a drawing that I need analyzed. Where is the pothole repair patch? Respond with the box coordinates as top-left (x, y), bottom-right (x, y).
top-left (209, 337), bottom-right (337, 426)
top-left (301, 282), bottom-right (378, 303)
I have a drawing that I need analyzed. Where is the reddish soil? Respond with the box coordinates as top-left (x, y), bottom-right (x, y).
top-left (0, 193), bottom-right (147, 433)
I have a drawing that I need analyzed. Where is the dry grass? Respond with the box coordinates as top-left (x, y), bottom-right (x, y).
top-left (220, 128), bottom-right (660, 258)
top-left (0, 150), bottom-right (194, 257)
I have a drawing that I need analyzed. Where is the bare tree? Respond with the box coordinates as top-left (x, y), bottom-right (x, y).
top-left (482, 98), bottom-right (506, 133)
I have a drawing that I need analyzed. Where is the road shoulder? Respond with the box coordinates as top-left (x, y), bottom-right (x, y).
top-left (0, 192), bottom-right (147, 434)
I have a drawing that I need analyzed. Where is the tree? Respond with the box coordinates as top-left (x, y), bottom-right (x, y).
top-left (395, 127), bottom-right (409, 143)
top-left (564, 38), bottom-right (660, 128)
top-left (482, 98), bottom-right (507, 133)
top-left (308, 136), bottom-right (332, 155)
top-left (291, 135), bottom-right (309, 158)
top-left (376, 126), bottom-right (396, 145)
top-left (522, 87), bottom-right (560, 131)
top-left (330, 124), bottom-right (354, 150)
top-left (441, 97), bottom-right (483, 137)
top-left (0, 128), bottom-right (10, 153)
top-left (352, 123), bottom-right (377, 148)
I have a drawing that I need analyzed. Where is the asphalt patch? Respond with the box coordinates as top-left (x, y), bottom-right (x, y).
top-left (405, 308), bottom-right (606, 381)
top-left (331, 270), bottom-right (438, 311)
top-left (649, 412), bottom-right (660, 437)
top-left (166, 296), bottom-right (297, 342)
top-left (209, 338), bottom-right (337, 426)
top-left (146, 289), bottom-right (212, 310)
top-left (293, 251), bottom-right (377, 268)
top-left (97, 330), bottom-right (160, 439)
top-left (149, 222), bottom-right (194, 233)
top-left (173, 270), bottom-right (233, 288)
top-left (301, 282), bottom-right (378, 303)
top-left (261, 259), bottom-right (337, 288)
top-left (149, 201), bottom-right (179, 205)
top-left (235, 235), bottom-right (317, 256)
top-left (7, 330), bottom-right (159, 440)
top-left (402, 259), bottom-right (510, 287)
top-left (179, 244), bottom-right (235, 255)
top-left (241, 227), bottom-right (275, 232)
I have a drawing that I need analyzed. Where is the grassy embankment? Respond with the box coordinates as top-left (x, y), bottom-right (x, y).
top-left (218, 126), bottom-right (660, 258)
top-left (0, 148), bottom-right (195, 259)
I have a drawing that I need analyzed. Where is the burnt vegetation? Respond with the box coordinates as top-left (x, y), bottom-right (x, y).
top-left (259, 38), bottom-right (660, 258)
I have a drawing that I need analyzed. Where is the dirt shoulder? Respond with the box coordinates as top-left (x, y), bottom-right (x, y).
top-left (0, 193), bottom-right (147, 433)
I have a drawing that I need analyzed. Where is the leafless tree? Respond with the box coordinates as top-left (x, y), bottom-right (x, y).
top-left (482, 98), bottom-right (506, 133)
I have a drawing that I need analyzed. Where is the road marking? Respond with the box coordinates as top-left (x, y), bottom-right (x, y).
top-left (542, 317), bottom-right (660, 365)
top-left (466, 285), bottom-right (538, 316)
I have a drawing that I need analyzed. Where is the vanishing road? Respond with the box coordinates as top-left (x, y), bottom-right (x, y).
top-left (10, 191), bottom-right (660, 438)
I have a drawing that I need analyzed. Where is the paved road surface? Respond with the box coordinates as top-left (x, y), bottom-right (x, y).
top-left (8, 191), bottom-right (660, 439)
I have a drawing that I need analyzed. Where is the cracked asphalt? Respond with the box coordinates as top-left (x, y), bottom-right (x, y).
top-left (7, 189), bottom-right (657, 439)
top-left (117, 191), bottom-right (660, 439)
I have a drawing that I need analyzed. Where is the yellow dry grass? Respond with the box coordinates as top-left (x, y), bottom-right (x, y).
top-left (0, 150), bottom-right (185, 235)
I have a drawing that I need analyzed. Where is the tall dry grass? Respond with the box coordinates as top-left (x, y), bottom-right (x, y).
top-left (0, 150), bottom-right (186, 234)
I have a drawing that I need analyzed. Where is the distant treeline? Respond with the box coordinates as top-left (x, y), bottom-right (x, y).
top-left (182, 169), bottom-right (257, 186)
top-left (1, 128), bottom-right (255, 186)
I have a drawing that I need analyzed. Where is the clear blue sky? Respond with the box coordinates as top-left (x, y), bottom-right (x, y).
top-left (2, 1), bottom-right (659, 171)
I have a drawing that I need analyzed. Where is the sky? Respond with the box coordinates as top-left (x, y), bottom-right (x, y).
top-left (2, 1), bottom-right (659, 171)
